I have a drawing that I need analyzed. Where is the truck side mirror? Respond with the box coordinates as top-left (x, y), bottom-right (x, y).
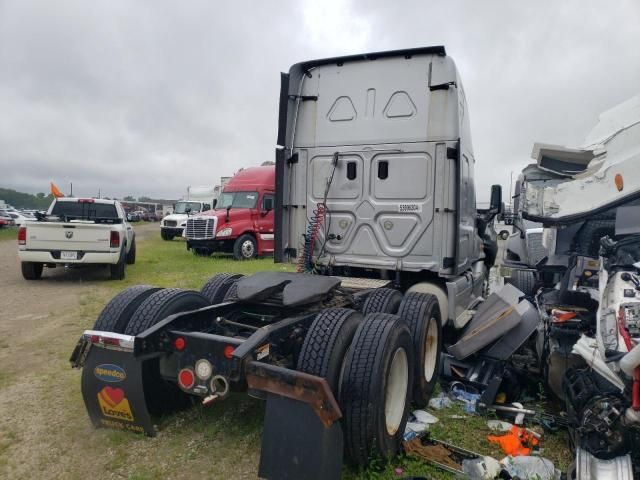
top-left (212, 199), bottom-right (217, 209)
top-left (185, 207), bottom-right (192, 214)
top-left (490, 185), bottom-right (503, 213)
top-left (263, 197), bottom-right (274, 212)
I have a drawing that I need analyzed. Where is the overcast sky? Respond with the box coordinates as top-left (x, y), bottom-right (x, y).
top-left (1, 0), bottom-right (639, 201)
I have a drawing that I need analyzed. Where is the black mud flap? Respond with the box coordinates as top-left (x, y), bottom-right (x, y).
top-left (80, 345), bottom-right (156, 436)
top-left (246, 362), bottom-right (344, 480)
top-left (259, 394), bottom-right (343, 480)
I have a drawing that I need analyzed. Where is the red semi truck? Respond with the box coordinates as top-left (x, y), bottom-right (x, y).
top-left (184, 166), bottom-right (275, 259)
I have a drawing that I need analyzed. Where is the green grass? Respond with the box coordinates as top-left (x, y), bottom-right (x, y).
top-left (0, 227), bottom-right (17, 242)
top-left (0, 224), bottom-right (573, 479)
top-left (117, 227), bottom-right (293, 292)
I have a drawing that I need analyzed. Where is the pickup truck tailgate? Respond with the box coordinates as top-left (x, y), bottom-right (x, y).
top-left (25, 222), bottom-right (115, 251)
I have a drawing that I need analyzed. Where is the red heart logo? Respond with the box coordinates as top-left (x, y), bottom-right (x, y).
top-left (100, 386), bottom-right (125, 407)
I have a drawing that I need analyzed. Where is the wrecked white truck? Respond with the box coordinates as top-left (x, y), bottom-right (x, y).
top-left (510, 95), bottom-right (640, 478)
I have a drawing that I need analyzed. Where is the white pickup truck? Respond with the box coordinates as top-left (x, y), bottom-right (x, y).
top-left (17, 198), bottom-right (135, 280)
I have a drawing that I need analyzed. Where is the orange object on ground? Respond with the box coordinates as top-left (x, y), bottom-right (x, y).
top-left (487, 425), bottom-right (539, 456)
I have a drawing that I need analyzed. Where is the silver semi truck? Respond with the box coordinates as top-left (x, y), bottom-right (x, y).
top-left (70, 46), bottom-right (502, 479)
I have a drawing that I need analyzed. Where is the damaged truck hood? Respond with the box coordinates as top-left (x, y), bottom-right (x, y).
top-left (521, 94), bottom-right (640, 224)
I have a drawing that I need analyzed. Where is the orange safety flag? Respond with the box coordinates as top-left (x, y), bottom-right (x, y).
top-left (50, 182), bottom-right (64, 198)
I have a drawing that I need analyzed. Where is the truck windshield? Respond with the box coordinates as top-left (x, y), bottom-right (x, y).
top-left (51, 201), bottom-right (118, 221)
top-left (174, 202), bottom-right (203, 214)
top-left (217, 192), bottom-right (259, 209)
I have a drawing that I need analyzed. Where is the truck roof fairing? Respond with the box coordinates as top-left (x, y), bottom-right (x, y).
top-left (521, 94), bottom-right (640, 224)
top-left (291, 46), bottom-right (446, 72)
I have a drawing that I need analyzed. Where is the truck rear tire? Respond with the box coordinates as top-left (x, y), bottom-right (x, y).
top-left (397, 292), bottom-right (442, 407)
top-left (21, 261), bottom-right (43, 280)
top-left (340, 313), bottom-right (413, 466)
top-left (233, 234), bottom-right (257, 260)
top-left (161, 230), bottom-right (174, 241)
top-left (222, 276), bottom-right (245, 301)
top-left (110, 251), bottom-right (126, 280)
top-left (504, 269), bottom-right (536, 296)
top-left (361, 288), bottom-right (403, 315)
top-left (297, 308), bottom-right (362, 394)
top-left (93, 285), bottom-right (161, 333)
top-left (126, 237), bottom-right (136, 265)
top-left (125, 288), bottom-right (210, 335)
top-left (200, 273), bottom-right (244, 304)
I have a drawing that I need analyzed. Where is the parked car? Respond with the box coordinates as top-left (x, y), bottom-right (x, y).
top-left (0, 209), bottom-right (15, 228)
top-left (8, 212), bottom-right (34, 227)
top-left (127, 212), bottom-right (141, 222)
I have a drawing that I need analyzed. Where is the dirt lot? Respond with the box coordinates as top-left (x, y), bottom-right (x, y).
top-left (0, 224), bottom-right (263, 479)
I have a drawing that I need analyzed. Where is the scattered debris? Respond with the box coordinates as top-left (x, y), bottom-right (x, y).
top-left (500, 455), bottom-right (560, 480)
top-left (428, 392), bottom-right (452, 410)
top-left (461, 456), bottom-right (502, 479)
top-left (403, 436), bottom-right (485, 475)
top-left (487, 425), bottom-right (540, 456)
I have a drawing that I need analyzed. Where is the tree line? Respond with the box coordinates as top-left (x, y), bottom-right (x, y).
top-left (0, 188), bottom-right (56, 209)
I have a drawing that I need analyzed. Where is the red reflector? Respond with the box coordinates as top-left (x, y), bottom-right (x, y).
top-left (174, 337), bottom-right (186, 351)
top-left (178, 368), bottom-right (195, 389)
top-left (18, 227), bottom-right (26, 245)
top-left (110, 231), bottom-right (120, 248)
top-left (78, 198), bottom-right (95, 203)
top-left (223, 345), bottom-right (235, 359)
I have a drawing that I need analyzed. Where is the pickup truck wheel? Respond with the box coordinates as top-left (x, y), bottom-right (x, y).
top-left (397, 292), bottom-right (442, 407)
top-left (109, 250), bottom-right (126, 280)
top-left (201, 273), bottom-right (244, 304)
top-left (161, 230), bottom-right (174, 241)
top-left (93, 285), bottom-right (161, 333)
top-left (361, 288), bottom-right (403, 315)
top-left (21, 261), bottom-right (43, 280)
top-left (341, 313), bottom-right (413, 466)
top-left (297, 308), bottom-right (362, 395)
top-left (233, 234), bottom-right (257, 260)
top-left (124, 288), bottom-right (210, 335)
top-left (126, 237), bottom-right (136, 265)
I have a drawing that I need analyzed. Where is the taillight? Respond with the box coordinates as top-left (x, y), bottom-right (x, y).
top-left (87, 332), bottom-right (134, 352)
top-left (178, 368), bottom-right (196, 390)
top-left (18, 227), bottom-right (26, 245)
top-left (223, 345), bottom-right (235, 359)
top-left (174, 337), bottom-right (186, 351)
top-left (110, 231), bottom-right (120, 248)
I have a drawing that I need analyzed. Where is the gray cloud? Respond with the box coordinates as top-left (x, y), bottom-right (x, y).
top-left (1, 0), bottom-right (639, 201)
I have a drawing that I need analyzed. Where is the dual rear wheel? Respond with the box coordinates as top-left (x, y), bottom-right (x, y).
top-left (296, 287), bottom-right (443, 466)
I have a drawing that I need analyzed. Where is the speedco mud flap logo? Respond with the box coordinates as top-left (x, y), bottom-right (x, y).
top-left (94, 364), bottom-right (127, 383)
top-left (97, 386), bottom-right (134, 422)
